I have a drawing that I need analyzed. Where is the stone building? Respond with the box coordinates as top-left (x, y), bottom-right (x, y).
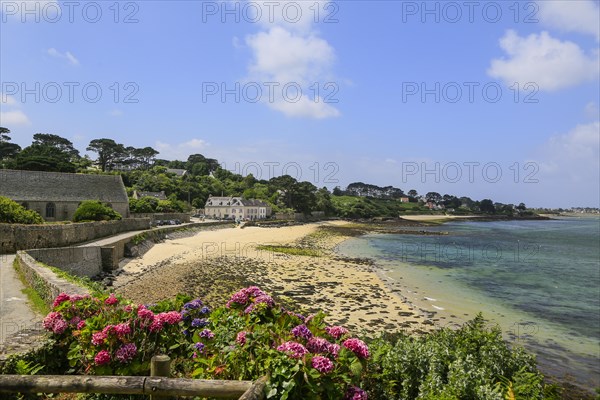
top-left (204, 195), bottom-right (271, 220)
top-left (0, 169), bottom-right (130, 221)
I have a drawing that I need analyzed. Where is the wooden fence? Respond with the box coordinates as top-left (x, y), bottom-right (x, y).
top-left (0, 355), bottom-right (266, 399)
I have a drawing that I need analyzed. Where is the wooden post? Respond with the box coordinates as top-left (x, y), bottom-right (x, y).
top-left (150, 355), bottom-right (171, 400)
top-left (238, 376), bottom-right (267, 400)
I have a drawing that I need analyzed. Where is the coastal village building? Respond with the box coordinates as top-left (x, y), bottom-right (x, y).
top-left (132, 190), bottom-right (168, 201)
top-left (204, 196), bottom-right (272, 220)
top-left (0, 169), bottom-right (129, 221)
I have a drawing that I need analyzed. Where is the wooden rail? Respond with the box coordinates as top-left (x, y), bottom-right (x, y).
top-left (0, 356), bottom-right (266, 399)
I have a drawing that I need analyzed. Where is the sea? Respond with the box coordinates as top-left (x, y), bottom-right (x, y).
top-left (336, 217), bottom-right (600, 390)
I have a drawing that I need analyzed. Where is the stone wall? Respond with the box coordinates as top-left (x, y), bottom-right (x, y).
top-left (130, 212), bottom-right (191, 223)
top-left (21, 201), bottom-right (129, 222)
top-left (0, 218), bottom-right (151, 254)
top-left (14, 252), bottom-right (91, 307)
top-left (26, 247), bottom-right (103, 278)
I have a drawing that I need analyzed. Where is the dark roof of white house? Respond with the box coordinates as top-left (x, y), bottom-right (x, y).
top-left (166, 168), bottom-right (187, 177)
top-left (0, 169), bottom-right (128, 203)
top-left (239, 199), bottom-right (270, 207)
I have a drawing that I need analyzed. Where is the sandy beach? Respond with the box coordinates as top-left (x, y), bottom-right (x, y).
top-left (114, 221), bottom-right (437, 335)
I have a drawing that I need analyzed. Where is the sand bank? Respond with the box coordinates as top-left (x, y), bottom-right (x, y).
top-left (114, 221), bottom-right (437, 335)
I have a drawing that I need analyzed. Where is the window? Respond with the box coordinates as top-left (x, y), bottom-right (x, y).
top-left (46, 202), bottom-right (56, 218)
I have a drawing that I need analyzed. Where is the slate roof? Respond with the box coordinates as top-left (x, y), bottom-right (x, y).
top-left (166, 168), bottom-right (188, 177)
top-left (240, 199), bottom-right (270, 207)
top-left (0, 169), bottom-right (128, 203)
top-left (205, 196), bottom-right (269, 207)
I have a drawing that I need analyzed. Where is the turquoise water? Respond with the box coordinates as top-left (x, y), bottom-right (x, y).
top-left (337, 217), bottom-right (600, 389)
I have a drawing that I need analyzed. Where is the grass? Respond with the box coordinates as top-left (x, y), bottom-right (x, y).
top-left (39, 262), bottom-right (106, 296)
top-left (13, 259), bottom-right (51, 315)
top-left (256, 245), bottom-right (323, 257)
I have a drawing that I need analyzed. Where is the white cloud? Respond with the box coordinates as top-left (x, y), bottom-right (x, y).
top-left (47, 48), bottom-right (80, 66)
top-left (108, 109), bottom-right (123, 117)
top-left (488, 30), bottom-right (599, 91)
top-left (537, 121), bottom-right (600, 184)
top-left (0, 110), bottom-right (31, 126)
top-left (247, 27), bottom-right (335, 83)
top-left (243, 1), bottom-right (340, 119)
top-left (155, 139), bottom-right (209, 160)
top-left (584, 102), bottom-right (599, 119)
top-left (0, 93), bottom-right (17, 106)
top-left (538, 0), bottom-right (600, 41)
top-left (268, 94), bottom-right (340, 119)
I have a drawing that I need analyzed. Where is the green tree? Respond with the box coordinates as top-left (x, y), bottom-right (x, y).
top-left (0, 127), bottom-right (21, 162)
top-left (32, 133), bottom-right (79, 159)
top-left (87, 139), bottom-right (126, 171)
top-left (315, 187), bottom-right (334, 214)
top-left (425, 192), bottom-right (442, 203)
top-left (14, 133), bottom-right (80, 172)
top-left (479, 199), bottom-right (496, 213)
top-left (129, 196), bottom-right (159, 213)
top-left (408, 189), bottom-right (418, 198)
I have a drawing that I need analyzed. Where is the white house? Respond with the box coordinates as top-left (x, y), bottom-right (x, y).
top-left (204, 196), bottom-right (272, 220)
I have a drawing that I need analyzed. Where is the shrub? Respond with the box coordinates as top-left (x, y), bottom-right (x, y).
top-left (156, 199), bottom-right (184, 213)
top-left (0, 196), bottom-right (44, 224)
top-left (41, 290), bottom-right (561, 400)
top-left (364, 314), bottom-right (551, 399)
top-left (73, 200), bottom-right (122, 222)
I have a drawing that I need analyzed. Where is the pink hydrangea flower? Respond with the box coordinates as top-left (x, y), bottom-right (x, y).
top-left (52, 293), bottom-right (71, 308)
top-left (42, 312), bottom-right (62, 331)
top-left (329, 343), bottom-right (341, 358)
top-left (94, 350), bottom-right (111, 366)
top-left (53, 319), bottom-right (68, 334)
top-left (114, 323), bottom-right (131, 337)
top-left (77, 320), bottom-right (86, 330)
top-left (306, 337), bottom-right (332, 354)
top-left (124, 305), bottom-right (133, 312)
top-left (91, 331), bottom-right (107, 346)
top-left (342, 338), bottom-right (370, 359)
top-left (236, 331), bottom-right (248, 346)
top-left (226, 286), bottom-right (273, 310)
top-left (137, 307), bottom-right (154, 320)
top-left (104, 293), bottom-right (119, 305)
top-left (148, 319), bottom-right (164, 332)
top-left (277, 341), bottom-right (308, 359)
top-left (70, 294), bottom-right (85, 302)
top-left (311, 355), bottom-right (334, 374)
top-left (159, 311), bottom-right (182, 325)
top-left (325, 325), bottom-right (349, 340)
top-left (344, 386), bottom-right (368, 400)
top-left (102, 325), bottom-right (115, 335)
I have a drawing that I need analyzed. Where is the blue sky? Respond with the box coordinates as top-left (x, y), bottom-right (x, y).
top-left (1, 0), bottom-right (599, 208)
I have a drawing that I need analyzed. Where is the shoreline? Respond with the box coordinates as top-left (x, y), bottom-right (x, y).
top-left (335, 219), bottom-right (599, 395)
top-left (113, 221), bottom-right (438, 336)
